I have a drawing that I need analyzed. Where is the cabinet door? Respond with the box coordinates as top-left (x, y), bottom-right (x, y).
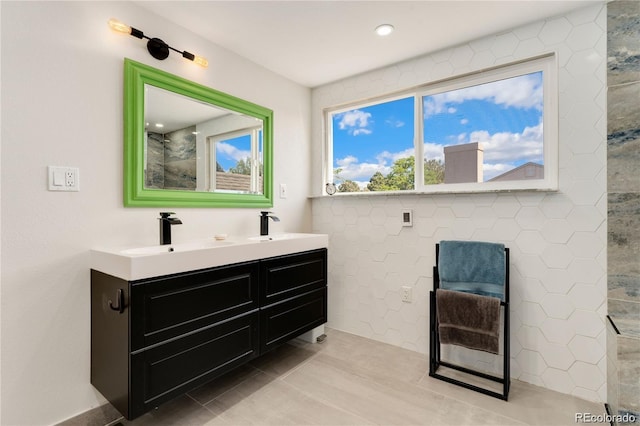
top-left (130, 312), bottom-right (259, 418)
top-left (260, 249), bottom-right (326, 305)
top-left (260, 287), bottom-right (327, 353)
top-left (130, 261), bottom-right (259, 350)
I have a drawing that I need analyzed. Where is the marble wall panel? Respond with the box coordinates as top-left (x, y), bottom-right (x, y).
top-left (607, 318), bottom-right (620, 418)
top-left (618, 335), bottom-right (640, 415)
top-left (164, 126), bottom-right (197, 190)
top-left (607, 1), bottom-right (640, 86)
top-left (608, 299), bottom-right (640, 338)
top-left (607, 0), bottom-right (640, 318)
top-left (607, 3), bottom-right (640, 418)
top-left (607, 83), bottom-right (640, 193)
top-left (608, 192), bottom-right (640, 303)
top-left (145, 132), bottom-right (165, 189)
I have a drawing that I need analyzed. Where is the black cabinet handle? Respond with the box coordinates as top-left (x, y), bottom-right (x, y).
top-left (109, 289), bottom-right (125, 314)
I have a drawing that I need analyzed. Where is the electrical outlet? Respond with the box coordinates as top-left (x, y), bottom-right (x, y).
top-left (48, 166), bottom-right (79, 192)
top-left (401, 286), bottom-right (412, 303)
top-left (65, 170), bottom-right (75, 187)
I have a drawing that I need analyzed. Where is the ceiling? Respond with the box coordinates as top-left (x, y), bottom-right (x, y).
top-left (136, 1), bottom-right (602, 88)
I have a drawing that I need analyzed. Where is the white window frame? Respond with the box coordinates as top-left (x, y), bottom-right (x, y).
top-left (323, 53), bottom-right (558, 195)
top-left (207, 126), bottom-right (262, 193)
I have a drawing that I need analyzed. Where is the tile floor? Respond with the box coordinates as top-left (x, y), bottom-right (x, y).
top-left (82, 328), bottom-right (604, 426)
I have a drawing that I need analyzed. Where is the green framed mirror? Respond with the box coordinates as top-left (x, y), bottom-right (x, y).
top-left (124, 59), bottom-right (273, 207)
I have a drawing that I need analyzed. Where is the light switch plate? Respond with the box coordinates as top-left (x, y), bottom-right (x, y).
top-left (48, 166), bottom-right (79, 192)
top-left (401, 209), bottom-right (413, 227)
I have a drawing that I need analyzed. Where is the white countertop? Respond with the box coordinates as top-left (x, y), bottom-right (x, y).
top-left (91, 233), bottom-right (329, 281)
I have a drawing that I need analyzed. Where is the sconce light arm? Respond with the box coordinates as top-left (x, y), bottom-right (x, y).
top-left (108, 18), bottom-right (207, 68)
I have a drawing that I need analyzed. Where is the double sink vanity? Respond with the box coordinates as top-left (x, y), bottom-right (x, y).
top-left (91, 59), bottom-right (324, 420)
top-left (91, 233), bottom-right (328, 420)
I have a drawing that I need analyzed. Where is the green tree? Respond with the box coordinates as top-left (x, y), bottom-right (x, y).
top-left (362, 156), bottom-right (445, 191)
top-left (367, 171), bottom-right (391, 191)
top-left (339, 180), bottom-right (360, 192)
top-left (216, 162), bottom-right (224, 172)
top-left (424, 158), bottom-right (445, 184)
top-left (229, 158), bottom-right (251, 175)
top-left (386, 156), bottom-right (415, 190)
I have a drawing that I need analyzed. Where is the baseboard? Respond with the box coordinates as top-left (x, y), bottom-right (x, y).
top-left (56, 403), bottom-right (122, 426)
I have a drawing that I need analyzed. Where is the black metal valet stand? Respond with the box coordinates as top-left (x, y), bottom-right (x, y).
top-left (429, 244), bottom-right (510, 400)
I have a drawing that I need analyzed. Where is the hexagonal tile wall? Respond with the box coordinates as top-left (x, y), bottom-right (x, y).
top-left (311, 3), bottom-right (607, 403)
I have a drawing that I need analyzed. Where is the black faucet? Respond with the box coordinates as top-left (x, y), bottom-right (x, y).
top-left (260, 211), bottom-right (280, 236)
top-left (159, 212), bottom-right (182, 245)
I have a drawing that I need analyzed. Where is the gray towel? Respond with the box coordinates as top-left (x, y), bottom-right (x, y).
top-left (436, 289), bottom-right (501, 354)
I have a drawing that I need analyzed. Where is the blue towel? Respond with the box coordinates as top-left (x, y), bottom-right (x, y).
top-left (438, 240), bottom-right (506, 300)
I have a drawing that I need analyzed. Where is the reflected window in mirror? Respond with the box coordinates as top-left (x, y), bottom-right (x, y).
top-left (143, 85), bottom-right (265, 195)
top-left (209, 128), bottom-right (263, 193)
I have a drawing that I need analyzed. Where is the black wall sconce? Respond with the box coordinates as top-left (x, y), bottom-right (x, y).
top-left (108, 18), bottom-right (208, 68)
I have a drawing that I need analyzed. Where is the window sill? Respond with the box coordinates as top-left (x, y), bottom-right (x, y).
top-left (308, 186), bottom-right (559, 199)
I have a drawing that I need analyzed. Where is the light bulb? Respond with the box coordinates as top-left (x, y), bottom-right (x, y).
top-left (108, 18), bottom-right (132, 35)
top-left (193, 56), bottom-right (209, 68)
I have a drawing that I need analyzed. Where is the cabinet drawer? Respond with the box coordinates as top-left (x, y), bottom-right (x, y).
top-left (260, 287), bottom-right (327, 353)
top-left (131, 312), bottom-right (259, 418)
top-left (260, 249), bottom-right (326, 305)
top-left (130, 261), bottom-right (259, 349)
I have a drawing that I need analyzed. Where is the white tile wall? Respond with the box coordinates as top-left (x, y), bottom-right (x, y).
top-left (311, 4), bottom-right (607, 403)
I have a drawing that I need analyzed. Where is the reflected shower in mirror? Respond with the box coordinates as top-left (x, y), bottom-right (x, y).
top-left (144, 85), bottom-right (264, 194)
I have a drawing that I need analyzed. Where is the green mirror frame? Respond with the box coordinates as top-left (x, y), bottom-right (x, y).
top-left (124, 58), bottom-right (273, 207)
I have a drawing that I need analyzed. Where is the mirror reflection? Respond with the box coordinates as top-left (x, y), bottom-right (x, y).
top-left (144, 85), bottom-right (264, 194)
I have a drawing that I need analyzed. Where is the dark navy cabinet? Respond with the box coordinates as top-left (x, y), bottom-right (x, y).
top-left (91, 248), bottom-right (326, 420)
top-left (260, 249), bottom-right (327, 352)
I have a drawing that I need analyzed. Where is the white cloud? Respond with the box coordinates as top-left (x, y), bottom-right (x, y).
top-left (336, 155), bottom-right (358, 167)
top-left (424, 143), bottom-right (445, 162)
top-left (470, 121), bottom-right (543, 164)
top-left (482, 163), bottom-right (512, 181)
top-left (352, 128), bottom-right (372, 136)
top-left (423, 72), bottom-right (543, 118)
top-left (453, 121), bottom-right (543, 180)
top-left (421, 120), bottom-right (543, 181)
top-left (376, 148), bottom-right (414, 165)
top-left (385, 118), bottom-right (405, 128)
top-left (335, 156), bottom-right (391, 182)
top-left (336, 110), bottom-right (373, 136)
top-left (460, 118), bottom-right (469, 125)
top-left (216, 142), bottom-right (251, 162)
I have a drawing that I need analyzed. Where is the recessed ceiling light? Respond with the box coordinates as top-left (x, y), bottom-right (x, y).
top-left (375, 24), bottom-right (394, 36)
top-left (155, 123), bottom-right (164, 128)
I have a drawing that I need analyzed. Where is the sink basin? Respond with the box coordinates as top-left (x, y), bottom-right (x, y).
top-left (121, 240), bottom-right (234, 255)
top-left (247, 234), bottom-right (295, 242)
top-left (92, 233), bottom-right (328, 281)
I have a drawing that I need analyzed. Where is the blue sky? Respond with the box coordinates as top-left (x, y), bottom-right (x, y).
top-left (215, 134), bottom-right (258, 171)
top-left (332, 71), bottom-right (544, 186)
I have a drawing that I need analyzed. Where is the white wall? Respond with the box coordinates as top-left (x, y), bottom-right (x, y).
top-left (0, 2), bottom-right (3, 420)
top-left (0, 2), bottom-right (311, 424)
top-left (311, 4), bottom-right (607, 403)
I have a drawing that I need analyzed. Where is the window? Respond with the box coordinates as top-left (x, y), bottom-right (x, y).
top-left (325, 54), bottom-right (557, 194)
top-left (329, 96), bottom-right (415, 192)
top-left (208, 127), bottom-right (262, 193)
